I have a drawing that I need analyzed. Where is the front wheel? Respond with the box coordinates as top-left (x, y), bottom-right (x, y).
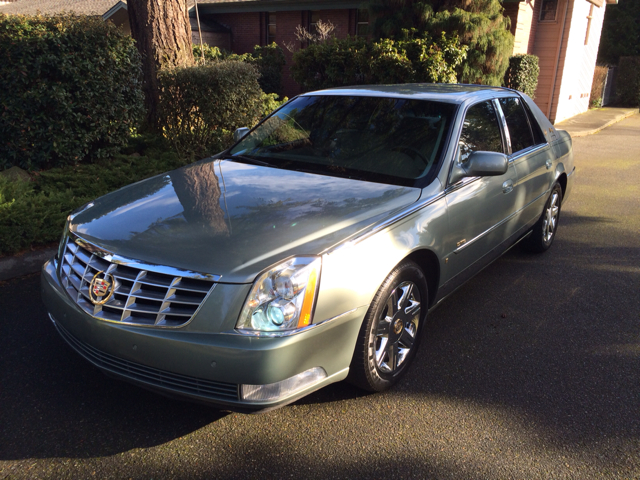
top-left (525, 183), bottom-right (563, 253)
top-left (348, 260), bottom-right (428, 392)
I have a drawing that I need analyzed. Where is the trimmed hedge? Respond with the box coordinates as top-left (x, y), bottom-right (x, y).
top-left (158, 61), bottom-right (264, 158)
top-left (616, 56), bottom-right (640, 107)
top-left (503, 54), bottom-right (539, 99)
top-left (0, 14), bottom-right (144, 171)
top-left (290, 34), bottom-right (467, 91)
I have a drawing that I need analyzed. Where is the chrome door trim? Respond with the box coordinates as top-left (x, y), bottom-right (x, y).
top-left (453, 188), bottom-right (550, 254)
top-left (493, 99), bottom-right (512, 155)
top-left (508, 143), bottom-right (550, 163)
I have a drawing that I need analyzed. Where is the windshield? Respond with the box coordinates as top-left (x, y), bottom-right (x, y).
top-left (229, 95), bottom-right (457, 187)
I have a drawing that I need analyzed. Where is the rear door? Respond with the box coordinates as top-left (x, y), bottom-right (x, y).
top-left (497, 96), bottom-right (555, 230)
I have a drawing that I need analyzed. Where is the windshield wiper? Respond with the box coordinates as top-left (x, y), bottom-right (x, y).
top-left (227, 154), bottom-right (273, 168)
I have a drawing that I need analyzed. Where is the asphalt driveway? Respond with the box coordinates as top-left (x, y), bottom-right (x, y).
top-left (1, 115), bottom-right (639, 479)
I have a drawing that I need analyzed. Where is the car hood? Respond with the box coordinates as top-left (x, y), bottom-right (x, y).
top-left (71, 158), bottom-right (422, 283)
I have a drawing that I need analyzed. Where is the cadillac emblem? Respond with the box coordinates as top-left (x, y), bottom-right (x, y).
top-left (88, 271), bottom-right (115, 305)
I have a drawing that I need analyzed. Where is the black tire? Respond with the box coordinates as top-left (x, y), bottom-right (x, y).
top-left (348, 260), bottom-right (428, 392)
top-left (524, 183), bottom-right (563, 253)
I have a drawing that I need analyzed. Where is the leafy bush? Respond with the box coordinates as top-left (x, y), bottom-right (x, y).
top-left (0, 142), bottom-right (186, 256)
top-left (158, 61), bottom-right (264, 158)
top-left (250, 43), bottom-right (286, 95)
top-left (369, 0), bottom-right (514, 86)
top-left (616, 56), bottom-right (640, 107)
top-left (0, 14), bottom-right (144, 171)
top-left (193, 43), bottom-right (225, 62)
top-left (193, 42), bottom-right (286, 95)
top-left (291, 33), bottom-right (467, 91)
top-left (503, 54), bottom-right (540, 98)
top-left (589, 66), bottom-right (609, 108)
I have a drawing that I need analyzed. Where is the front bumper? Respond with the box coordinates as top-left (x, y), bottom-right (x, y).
top-left (41, 258), bottom-right (364, 411)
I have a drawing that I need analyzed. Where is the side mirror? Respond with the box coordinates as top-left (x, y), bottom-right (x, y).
top-left (449, 151), bottom-right (508, 185)
top-left (233, 127), bottom-right (250, 142)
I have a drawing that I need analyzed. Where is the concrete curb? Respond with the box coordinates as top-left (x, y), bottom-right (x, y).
top-left (0, 247), bottom-right (56, 282)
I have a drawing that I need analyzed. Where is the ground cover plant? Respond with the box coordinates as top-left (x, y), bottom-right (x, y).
top-left (0, 136), bottom-right (189, 256)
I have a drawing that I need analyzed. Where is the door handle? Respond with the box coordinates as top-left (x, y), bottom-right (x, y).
top-left (546, 159), bottom-right (553, 170)
top-left (502, 179), bottom-right (513, 194)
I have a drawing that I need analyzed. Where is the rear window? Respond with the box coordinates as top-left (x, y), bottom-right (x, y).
top-left (499, 97), bottom-right (535, 154)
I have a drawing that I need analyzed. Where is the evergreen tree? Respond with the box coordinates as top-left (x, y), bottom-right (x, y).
top-left (597, 0), bottom-right (640, 66)
top-left (369, 0), bottom-right (514, 86)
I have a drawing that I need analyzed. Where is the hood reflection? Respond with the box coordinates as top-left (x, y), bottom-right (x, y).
top-left (73, 158), bottom-right (422, 282)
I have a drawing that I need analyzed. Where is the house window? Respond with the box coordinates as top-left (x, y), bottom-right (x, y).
top-left (267, 12), bottom-right (276, 44)
top-left (539, 0), bottom-right (558, 21)
top-left (356, 9), bottom-right (369, 37)
top-left (310, 11), bottom-right (320, 36)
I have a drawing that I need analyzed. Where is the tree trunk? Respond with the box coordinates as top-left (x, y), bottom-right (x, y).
top-left (128, 0), bottom-right (194, 130)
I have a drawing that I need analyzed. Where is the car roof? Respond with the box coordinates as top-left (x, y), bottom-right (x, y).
top-left (302, 83), bottom-right (515, 104)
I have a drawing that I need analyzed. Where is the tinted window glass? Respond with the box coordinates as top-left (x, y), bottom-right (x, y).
top-left (499, 97), bottom-right (534, 153)
top-left (458, 101), bottom-right (503, 162)
top-left (230, 95), bottom-right (457, 186)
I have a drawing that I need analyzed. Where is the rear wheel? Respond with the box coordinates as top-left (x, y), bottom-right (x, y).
top-left (348, 260), bottom-right (428, 392)
top-left (525, 183), bottom-right (562, 253)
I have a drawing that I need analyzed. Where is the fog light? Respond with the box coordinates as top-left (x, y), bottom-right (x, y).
top-left (240, 367), bottom-right (327, 402)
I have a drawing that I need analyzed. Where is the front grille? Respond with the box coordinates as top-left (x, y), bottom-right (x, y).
top-left (59, 236), bottom-right (217, 327)
top-left (54, 319), bottom-right (239, 401)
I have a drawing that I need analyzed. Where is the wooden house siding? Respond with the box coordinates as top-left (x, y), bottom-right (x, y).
top-left (533, 0), bottom-right (607, 122)
top-left (554, 0), bottom-right (606, 122)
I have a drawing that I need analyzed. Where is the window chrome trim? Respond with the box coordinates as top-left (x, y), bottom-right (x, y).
top-left (509, 142), bottom-right (550, 162)
top-left (493, 98), bottom-right (512, 155)
top-left (70, 232), bottom-right (221, 282)
top-left (454, 188), bottom-right (550, 254)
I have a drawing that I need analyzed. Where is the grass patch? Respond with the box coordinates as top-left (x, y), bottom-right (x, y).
top-left (0, 135), bottom-right (192, 256)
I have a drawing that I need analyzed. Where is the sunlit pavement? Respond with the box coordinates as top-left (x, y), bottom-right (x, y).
top-left (1, 115), bottom-right (639, 479)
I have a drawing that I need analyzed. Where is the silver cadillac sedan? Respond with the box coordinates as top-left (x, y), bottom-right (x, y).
top-left (41, 84), bottom-right (574, 411)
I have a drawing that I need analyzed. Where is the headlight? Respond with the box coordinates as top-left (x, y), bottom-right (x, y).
top-left (236, 257), bottom-right (321, 334)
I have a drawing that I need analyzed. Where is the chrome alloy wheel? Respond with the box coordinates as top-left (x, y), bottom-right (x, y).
top-left (374, 281), bottom-right (421, 374)
top-left (543, 190), bottom-right (560, 243)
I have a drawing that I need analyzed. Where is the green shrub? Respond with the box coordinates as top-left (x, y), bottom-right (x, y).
top-left (616, 56), bottom-right (640, 107)
top-left (503, 54), bottom-right (540, 99)
top-left (0, 14), bottom-right (144, 171)
top-left (250, 43), bottom-right (286, 95)
top-left (590, 66), bottom-right (609, 108)
top-left (291, 34), bottom-right (466, 91)
top-left (193, 43), bottom-right (225, 62)
top-left (193, 42), bottom-right (286, 95)
top-left (158, 61), bottom-right (264, 158)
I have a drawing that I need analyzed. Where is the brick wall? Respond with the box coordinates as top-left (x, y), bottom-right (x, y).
top-left (204, 8), bottom-right (358, 98)
top-left (211, 12), bottom-right (263, 54)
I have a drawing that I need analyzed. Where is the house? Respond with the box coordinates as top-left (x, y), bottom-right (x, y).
top-left (503, 0), bottom-right (616, 123)
top-left (0, 0), bottom-right (617, 124)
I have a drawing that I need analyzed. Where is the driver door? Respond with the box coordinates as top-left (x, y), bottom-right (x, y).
top-left (441, 100), bottom-right (520, 287)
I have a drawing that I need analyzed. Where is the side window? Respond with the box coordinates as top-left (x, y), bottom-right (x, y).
top-left (458, 101), bottom-right (504, 162)
top-left (499, 97), bottom-right (534, 154)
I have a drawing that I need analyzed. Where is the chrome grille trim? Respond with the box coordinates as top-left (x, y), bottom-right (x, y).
top-left (52, 317), bottom-right (239, 401)
top-left (60, 235), bottom-right (218, 328)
